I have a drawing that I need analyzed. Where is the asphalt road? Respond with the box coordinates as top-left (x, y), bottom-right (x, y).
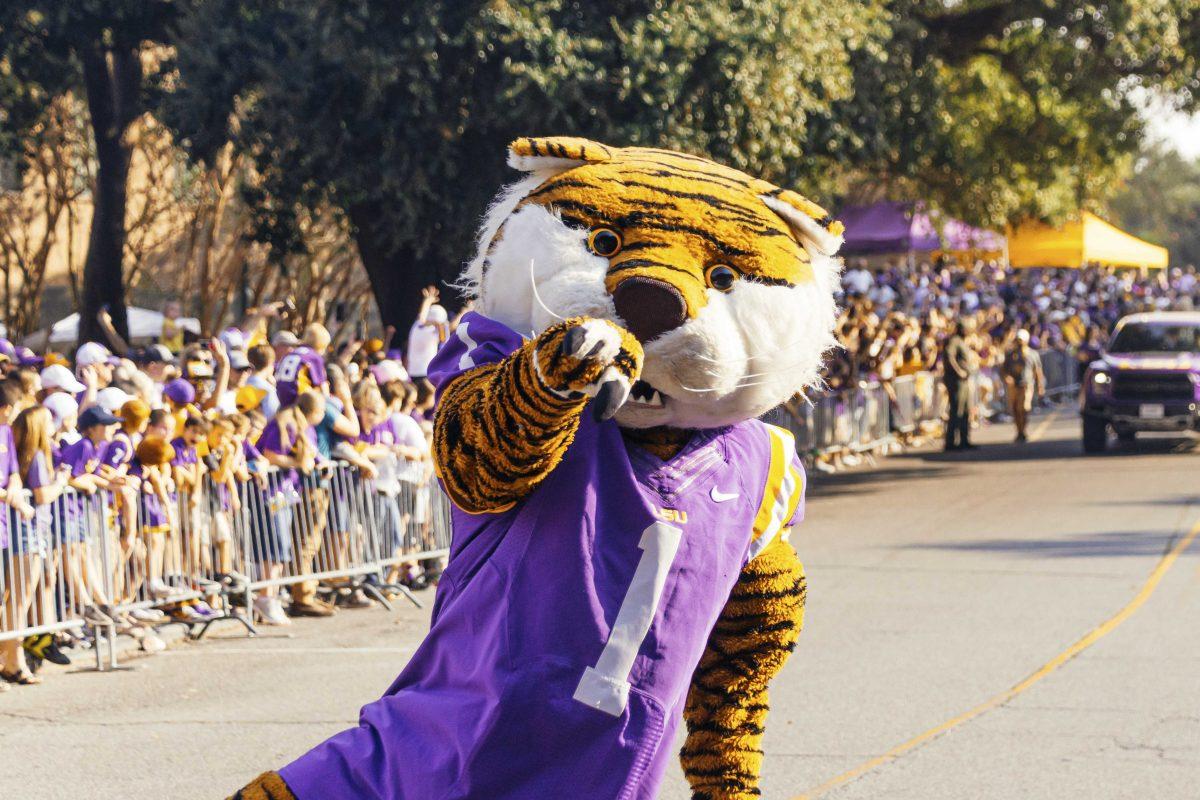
top-left (2, 410), bottom-right (1198, 799)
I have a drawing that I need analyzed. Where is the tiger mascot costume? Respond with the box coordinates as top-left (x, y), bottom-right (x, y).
top-left (231, 137), bottom-right (843, 800)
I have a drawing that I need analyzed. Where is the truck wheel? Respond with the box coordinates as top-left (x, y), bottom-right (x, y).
top-left (1082, 416), bottom-right (1108, 453)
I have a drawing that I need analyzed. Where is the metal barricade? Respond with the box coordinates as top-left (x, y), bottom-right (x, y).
top-left (1, 457), bottom-right (454, 671)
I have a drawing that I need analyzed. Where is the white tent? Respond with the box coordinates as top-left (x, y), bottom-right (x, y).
top-left (42, 306), bottom-right (200, 346)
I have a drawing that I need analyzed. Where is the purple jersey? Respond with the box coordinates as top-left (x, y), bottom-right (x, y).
top-left (169, 436), bottom-right (198, 469)
top-left (100, 432), bottom-right (135, 470)
top-left (256, 419), bottom-right (317, 491)
top-left (0, 425), bottom-right (15, 546)
top-left (358, 418), bottom-right (398, 447)
top-left (280, 313), bottom-right (805, 800)
top-left (274, 346), bottom-right (327, 407)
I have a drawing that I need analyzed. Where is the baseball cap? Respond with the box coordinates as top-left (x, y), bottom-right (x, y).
top-left (228, 349), bottom-right (251, 370)
top-left (76, 341), bottom-right (113, 367)
top-left (138, 344), bottom-right (173, 364)
top-left (163, 378), bottom-right (196, 405)
top-left (78, 405), bottom-right (122, 430)
top-left (235, 385), bottom-right (268, 413)
top-left (0, 339), bottom-right (15, 362)
top-left (271, 330), bottom-right (301, 347)
top-left (16, 346), bottom-right (44, 366)
top-left (96, 386), bottom-right (135, 415)
top-left (42, 393), bottom-right (79, 428)
top-left (40, 364), bottom-right (86, 393)
top-left (370, 359), bottom-right (409, 385)
top-left (1016, 329), bottom-right (1031, 343)
top-left (219, 327), bottom-right (247, 351)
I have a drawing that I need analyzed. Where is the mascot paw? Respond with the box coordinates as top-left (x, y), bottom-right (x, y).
top-left (534, 318), bottom-right (644, 420)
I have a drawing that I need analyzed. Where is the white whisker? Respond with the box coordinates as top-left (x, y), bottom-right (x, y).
top-left (529, 258), bottom-right (567, 321)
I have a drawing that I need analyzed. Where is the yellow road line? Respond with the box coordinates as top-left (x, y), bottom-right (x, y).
top-left (1028, 406), bottom-right (1063, 441)
top-left (792, 515), bottom-right (1200, 800)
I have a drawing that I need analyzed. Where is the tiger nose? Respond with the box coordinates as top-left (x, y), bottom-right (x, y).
top-left (612, 276), bottom-right (688, 343)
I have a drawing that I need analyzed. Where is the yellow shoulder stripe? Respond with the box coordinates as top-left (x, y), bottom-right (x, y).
top-left (748, 425), bottom-right (803, 560)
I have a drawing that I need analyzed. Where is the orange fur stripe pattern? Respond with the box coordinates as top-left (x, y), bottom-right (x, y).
top-left (433, 318), bottom-right (641, 514)
top-left (682, 535), bottom-right (806, 799)
top-left (226, 772), bottom-right (296, 800)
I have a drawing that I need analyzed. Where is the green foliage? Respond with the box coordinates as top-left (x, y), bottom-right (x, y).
top-left (1109, 144), bottom-right (1200, 267)
top-left (161, 0), bottom-right (883, 324)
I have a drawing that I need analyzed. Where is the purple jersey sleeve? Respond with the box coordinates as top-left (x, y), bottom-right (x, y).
top-left (57, 439), bottom-right (98, 477)
top-left (242, 439), bottom-right (263, 462)
top-left (0, 426), bottom-right (15, 484)
top-left (25, 450), bottom-right (51, 490)
top-left (99, 436), bottom-right (131, 469)
top-left (256, 419), bottom-right (282, 455)
top-left (169, 437), bottom-right (197, 467)
top-left (426, 312), bottom-right (526, 401)
top-left (275, 346), bottom-right (328, 407)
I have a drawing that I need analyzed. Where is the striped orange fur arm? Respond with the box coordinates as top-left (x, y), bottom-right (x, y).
top-left (433, 317), bottom-right (642, 514)
top-left (226, 771), bottom-right (296, 800)
top-left (681, 535), bottom-right (806, 800)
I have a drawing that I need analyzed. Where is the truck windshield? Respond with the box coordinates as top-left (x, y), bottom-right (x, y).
top-left (1109, 323), bottom-right (1200, 354)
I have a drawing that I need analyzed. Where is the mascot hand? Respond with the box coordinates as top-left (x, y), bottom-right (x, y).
top-left (534, 318), bottom-right (644, 421)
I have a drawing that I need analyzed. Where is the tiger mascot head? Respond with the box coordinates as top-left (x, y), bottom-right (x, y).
top-left (462, 136), bottom-right (844, 430)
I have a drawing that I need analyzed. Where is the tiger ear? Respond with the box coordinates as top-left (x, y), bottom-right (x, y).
top-left (507, 136), bottom-right (614, 173)
top-left (760, 188), bottom-right (845, 257)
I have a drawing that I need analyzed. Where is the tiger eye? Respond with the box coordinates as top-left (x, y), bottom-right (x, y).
top-left (588, 228), bottom-right (622, 257)
top-left (705, 264), bottom-right (738, 292)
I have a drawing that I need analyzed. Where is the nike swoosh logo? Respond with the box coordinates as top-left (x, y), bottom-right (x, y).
top-left (710, 487), bottom-right (739, 503)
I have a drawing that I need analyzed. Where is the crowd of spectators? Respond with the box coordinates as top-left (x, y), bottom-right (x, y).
top-left (3, 261), bottom-right (1197, 687)
top-left (0, 288), bottom-right (460, 689)
top-left (829, 260), bottom-right (1200, 394)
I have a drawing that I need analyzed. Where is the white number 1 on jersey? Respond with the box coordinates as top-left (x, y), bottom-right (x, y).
top-left (573, 521), bottom-right (684, 716)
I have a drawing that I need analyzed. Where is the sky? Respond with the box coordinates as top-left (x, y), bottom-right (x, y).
top-left (1149, 109), bottom-right (1200, 158)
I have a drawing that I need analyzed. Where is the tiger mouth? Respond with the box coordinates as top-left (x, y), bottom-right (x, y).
top-left (628, 380), bottom-right (666, 408)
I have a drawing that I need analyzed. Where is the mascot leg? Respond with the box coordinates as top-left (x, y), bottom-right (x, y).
top-left (681, 536), bottom-right (806, 800)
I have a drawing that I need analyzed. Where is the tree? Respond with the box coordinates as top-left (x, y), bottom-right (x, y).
top-left (1109, 144), bottom-right (1200, 268)
top-left (162, 0), bottom-right (882, 330)
top-left (807, 0), bottom-right (1200, 228)
top-left (0, 2), bottom-right (181, 344)
top-left (0, 94), bottom-right (91, 337)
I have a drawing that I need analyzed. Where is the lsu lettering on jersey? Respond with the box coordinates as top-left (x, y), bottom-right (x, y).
top-left (275, 346), bottom-right (328, 407)
top-left (278, 313), bottom-right (805, 800)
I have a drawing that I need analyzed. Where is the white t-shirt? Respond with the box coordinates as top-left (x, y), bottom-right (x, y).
top-left (844, 268), bottom-right (874, 294)
top-left (406, 323), bottom-right (445, 378)
top-left (391, 412), bottom-right (427, 482)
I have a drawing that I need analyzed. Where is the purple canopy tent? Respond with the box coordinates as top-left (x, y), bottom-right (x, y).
top-left (839, 201), bottom-right (1004, 256)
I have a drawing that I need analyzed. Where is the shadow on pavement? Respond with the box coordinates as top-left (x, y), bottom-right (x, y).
top-left (901, 529), bottom-right (1189, 559)
top-left (809, 465), bottom-right (952, 499)
top-left (914, 432), bottom-right (1197, 464)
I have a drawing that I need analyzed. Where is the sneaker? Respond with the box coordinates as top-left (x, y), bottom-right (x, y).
top-left (22, 634), bottom-right (72, 667)
top-left (169, 604), bottom-right (205, 624)
top-left (288, 600), bottom-right (336, 618)
top-left (253, 596), bottom-right (291, 626)
top-left (191, 600), bottom-right (219, 620)
top-left (140, 633), bottom-right (167, 654)
top-left (129, 608), bottom-right (166, 623)
top-left (341, 589), bottom-right (376, 609)
top-left (148, 579), bottom-right (174, 599)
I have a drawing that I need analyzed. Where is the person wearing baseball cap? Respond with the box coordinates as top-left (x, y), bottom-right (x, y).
top-left (235, 385), bottom-right (269, 414)
top-left (95, 386), bottom-right (135, 416)
top-left (40, 364), bottom-right (86, 396)
top-left (42, 392), bottom-right (79, 439)
top-left (15, 346), bottom-right (44, 367)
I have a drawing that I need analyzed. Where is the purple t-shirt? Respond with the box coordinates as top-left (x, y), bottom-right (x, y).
top-left (279, 312), bottom-right (806, 800)
top-left (274, 346), bottom-right (328, 407)
top-left (100, 432), bottom-right (135, 470)
top-left (256, 419), bottom-right (317, 490)
top-left (0, 425), bottom-right (14, 544)
top-left (56, 437), bottom-right (100, 478)
top-left (358, 418), bottom-right (399, 447)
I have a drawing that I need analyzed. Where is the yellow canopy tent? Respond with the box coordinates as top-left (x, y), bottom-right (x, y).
top-left (1008, 212), bottom-right (1168, 269)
